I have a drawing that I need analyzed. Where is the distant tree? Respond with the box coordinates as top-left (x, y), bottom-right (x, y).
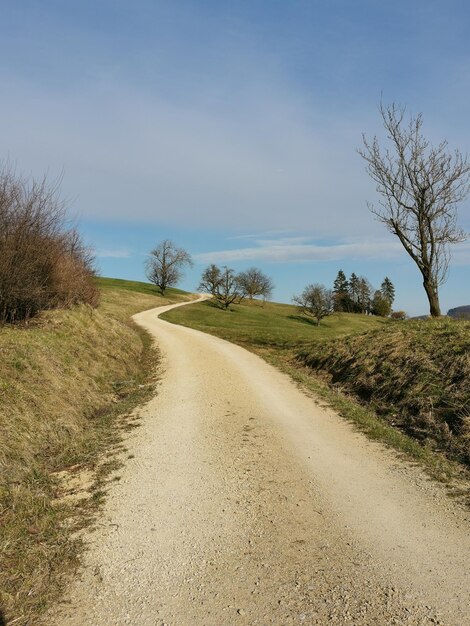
top-left (198, 263), bottom-right (221, 296)
top-left (380, 277), bottom-right (395, 307)
top-left (359, 102), bottom-right (470, 317)
top-left (145, 239), bottom-right (192, 295)
top-left (348, 273), bottom-right (361, 312)
top-left (293, 284), bottom-right (334, 326)
top-left (357, 277), bottom-right (372, 314)
top-left (371, 289), bottom-right (391, 317)
top-left (237, 267), bottom-right (274, 301)
top-left (333, 270), bottom-right (350, 312)
top-left (199, 264), bottom-right (242, 310)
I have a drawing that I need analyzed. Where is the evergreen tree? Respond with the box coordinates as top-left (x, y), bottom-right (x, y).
top-left (381, 277), bottom-right (395, 306)
top-left (358, 277), bottom-right (372, 314)
top-left (348, 273), bottom-right (361, 312)
top-left (332, 269), bottom-right (350, 311)
top-left (371, 289), bottom-right (391, 316)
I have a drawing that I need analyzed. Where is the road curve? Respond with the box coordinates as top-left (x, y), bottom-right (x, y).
top-left (51, 299), bottom-right (470, 626)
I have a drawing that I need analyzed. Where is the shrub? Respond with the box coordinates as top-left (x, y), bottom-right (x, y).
top-left (0, 164), bottom-right (98, 324)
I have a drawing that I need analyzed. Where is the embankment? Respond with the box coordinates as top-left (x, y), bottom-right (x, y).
top-left (0, 280), bottom-right (191, 625)
top-left (297, 318), bottom-right (470, 467)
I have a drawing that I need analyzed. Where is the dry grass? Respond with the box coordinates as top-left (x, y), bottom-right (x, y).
top-left (297, 317), bottom-right (470, 467)
top-left (0, 279), bottom-right (192, 625)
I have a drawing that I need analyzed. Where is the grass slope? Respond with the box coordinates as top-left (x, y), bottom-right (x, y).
top-left (0, 278), bottom-right (192, 625)
top-left (161, 299), bottom-right (388, 349)
top-left (298, 318), bottom-right (470, 467)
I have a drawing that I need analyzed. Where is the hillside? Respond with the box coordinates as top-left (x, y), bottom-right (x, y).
top-left (297, 318), bottom-right (470, 466)
top-left (161, 299), bottom-right (388, 349)
top-left (448, 305), bottom-right (470, 319)
top-left (0, 278), bottom-right (192, 624)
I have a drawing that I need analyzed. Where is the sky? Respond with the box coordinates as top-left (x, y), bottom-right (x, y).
top-left (1, 0), bottom-right (469, 315)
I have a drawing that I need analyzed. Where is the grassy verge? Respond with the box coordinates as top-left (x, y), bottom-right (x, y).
top-left (0, 278), bottom-right (192, 625)
top-left (162, 299), bottom-right (469, 489)
top-left (297, 318), bottom-right (470, 468)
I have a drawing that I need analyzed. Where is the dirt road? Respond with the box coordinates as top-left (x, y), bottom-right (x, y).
top-left (52, 299), bottom-right (470, 625)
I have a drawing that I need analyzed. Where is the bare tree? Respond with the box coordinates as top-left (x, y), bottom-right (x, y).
top-left (236, 267), bottom-right (274, 301)
top-left (198, 264), bottom-right (242, 310)
top-left (359, 103), bottom-right (470, 317)
top-left (145, 239), bottom-right (192, 295)
top-left (198, 263), bottom-right (221, 297)
top-left (293, 284), bottom-right (333, 326)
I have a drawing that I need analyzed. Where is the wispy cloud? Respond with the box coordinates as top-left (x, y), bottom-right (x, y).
top-left (194, 236), bottom-right (404, 264)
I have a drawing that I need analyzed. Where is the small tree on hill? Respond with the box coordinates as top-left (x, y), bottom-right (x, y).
top-left (371, 290), bottom-right (391, 317)
top-left (199, 264), bottom-right (242, 310)
top-left (198, 263), bottom-right (221, 296)
top-left (293, 284), bottom-right (334, 326)
top-left (237, 267), bottom-right (274, 301)
top-left (145, 239), bottom-right (192, 295)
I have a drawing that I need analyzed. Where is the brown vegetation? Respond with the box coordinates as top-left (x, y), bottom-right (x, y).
top-left (297, 318), bottom-right (470, 466)
top-left (0, 165), bottom-right (98, 324)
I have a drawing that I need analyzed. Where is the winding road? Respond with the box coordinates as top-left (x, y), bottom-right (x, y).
top-left (52, 299), bottom-right (470, 625)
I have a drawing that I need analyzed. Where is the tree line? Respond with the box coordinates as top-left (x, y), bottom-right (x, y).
top-left (332, 270), bottom-right (395, 316)
top-left (146, 103), bottom-right (470, 322)
top-left (292, 272), bottom-right (397, 326)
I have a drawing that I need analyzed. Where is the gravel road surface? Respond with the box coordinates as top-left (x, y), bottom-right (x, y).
top-left (51, 299), bottom-right (470, 625)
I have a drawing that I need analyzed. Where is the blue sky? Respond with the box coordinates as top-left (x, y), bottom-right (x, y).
top-left (1, 0), bottom-right (469, 315)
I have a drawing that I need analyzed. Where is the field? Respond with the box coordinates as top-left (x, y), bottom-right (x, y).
top-left (161, 299), bottom-right (388, 349)
top-left (0, 278), bottom-right (191, 625)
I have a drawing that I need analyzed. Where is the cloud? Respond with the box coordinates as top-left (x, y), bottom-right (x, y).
top-left (194, 236), bottom-right (404, 264)
top-left (0, 72), bottom-right (382, 240)
top-left (1, 3), bottom-right (468, 242)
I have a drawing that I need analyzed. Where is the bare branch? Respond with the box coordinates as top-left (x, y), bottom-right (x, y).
top-left (359, 103), bottom-right (470, 316)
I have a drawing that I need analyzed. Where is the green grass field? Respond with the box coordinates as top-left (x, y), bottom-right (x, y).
top-left (96, 276), bottom-right (188, 299)
top-left (161, 299), bottom-right (388, 349)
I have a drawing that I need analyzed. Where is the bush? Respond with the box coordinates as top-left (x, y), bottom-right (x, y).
top-left (391, 310), bottom-right (407, 320)
top-left (0, 165), bottom-right (98, 324)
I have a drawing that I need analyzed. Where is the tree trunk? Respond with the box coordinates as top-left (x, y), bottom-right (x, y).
top-left (423, 277), bottom-right (441, 317)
